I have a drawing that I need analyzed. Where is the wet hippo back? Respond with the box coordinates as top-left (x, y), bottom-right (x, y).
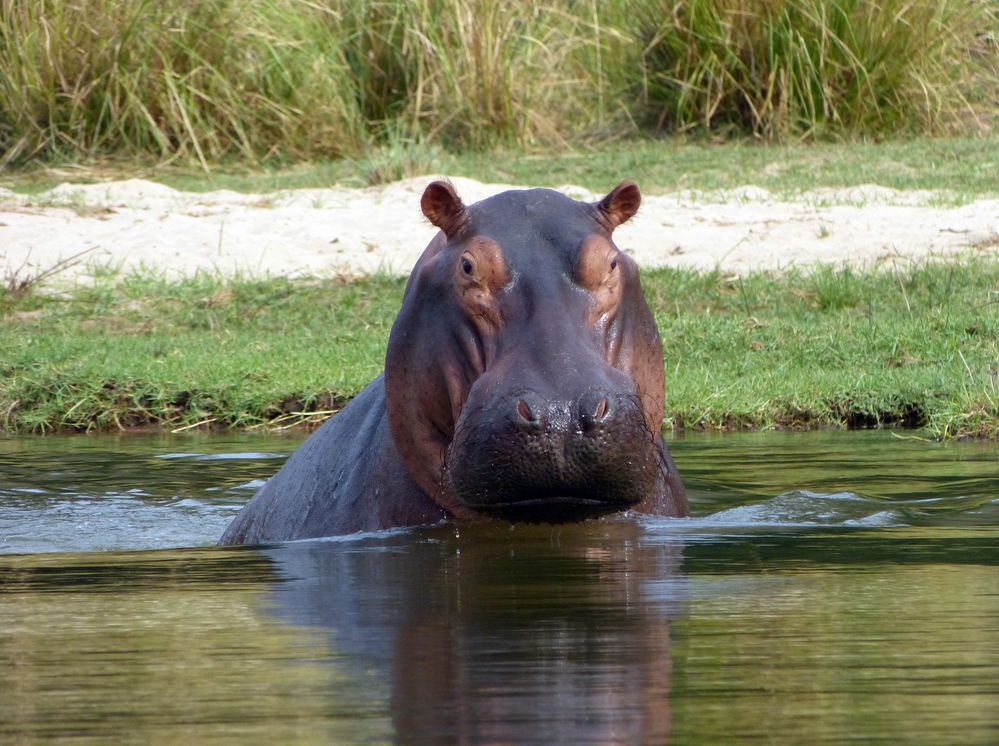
top-left (219, 376), bottom-right (445, 544)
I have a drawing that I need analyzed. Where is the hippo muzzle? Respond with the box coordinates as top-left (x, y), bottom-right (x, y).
top-left (444, 377), bottom-right (661, 522)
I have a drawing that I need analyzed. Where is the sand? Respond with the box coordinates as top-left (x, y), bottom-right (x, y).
top-left (1, 176), bottom-right (997, 285)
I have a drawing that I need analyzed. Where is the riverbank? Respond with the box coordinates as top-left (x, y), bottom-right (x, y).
top-left (3, 139), bottom-right (998, 439)
top-left (2, 259), bottom-right (997, 439)
top-left (3, 176), bottom-right (999, 284)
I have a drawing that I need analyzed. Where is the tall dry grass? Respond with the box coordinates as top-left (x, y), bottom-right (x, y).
top-left (0, 0), bottom-right (366, 167)
top-left (635, 0), bottom-right (994, 138)
top-left (332, 0), bottom-right (616, 147)
top-left (0, 0), bottom-right (994, 167)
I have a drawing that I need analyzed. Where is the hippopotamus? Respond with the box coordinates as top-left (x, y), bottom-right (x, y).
top-left (219, 179), bottom-right (687, 545)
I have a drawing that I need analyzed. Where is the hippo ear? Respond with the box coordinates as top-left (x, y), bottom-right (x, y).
top-left (596, 180), bottom-right (641, 231)
top-left (421, 180), bottom-right (467, 239)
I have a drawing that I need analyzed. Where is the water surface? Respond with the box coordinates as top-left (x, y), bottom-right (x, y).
top-left (1, 431), bottom-right (997, 743)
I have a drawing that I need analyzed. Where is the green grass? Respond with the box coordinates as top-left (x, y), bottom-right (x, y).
top-left (4, 136), bottom-right (998, 199)
top-left (1, 0), bottom-right (994, 167)
top-left (648, 263), bottom-right (999, 438)
top-left (2, 262), bottom-right (997, 439)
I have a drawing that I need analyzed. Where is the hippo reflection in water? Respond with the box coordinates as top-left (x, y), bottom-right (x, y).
top-left (220, 180), bottom-right (687, 545)
top-left (261, 522), bottom-right (687, 743)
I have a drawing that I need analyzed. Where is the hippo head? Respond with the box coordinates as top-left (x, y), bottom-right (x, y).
top-left (385, 180), bottom-right (677, 524)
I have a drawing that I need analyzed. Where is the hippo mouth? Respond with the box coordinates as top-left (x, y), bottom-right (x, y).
top-left (461, 494), bottom-right (641, 524)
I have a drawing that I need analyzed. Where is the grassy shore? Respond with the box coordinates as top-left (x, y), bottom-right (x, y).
top-left (2, 261), bottom-right (997, 439)
top-left (3, 137), bottom-right (997, 439)
top-left (5, 136), bottom-right (999, 198)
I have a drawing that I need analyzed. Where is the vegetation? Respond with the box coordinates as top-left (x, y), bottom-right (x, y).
top-left (1, 0), bottom-right (995, 167)
top-left (1, 3), bottom-right (996, 440)
top-left (2, 261), bottom-right (997, 439)
top-left (5, 136), bottom-right (998, 197)
top-left (636, 0), bottom-right (997, 138)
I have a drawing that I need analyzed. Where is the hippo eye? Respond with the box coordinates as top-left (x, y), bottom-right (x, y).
top-left (610, 259), bottom-right (618, 271)
top-left (461, 256), bottom-right (474, 275)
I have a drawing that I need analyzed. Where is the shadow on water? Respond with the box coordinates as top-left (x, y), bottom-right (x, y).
top-left (1, 430), bottom-right (998, 743)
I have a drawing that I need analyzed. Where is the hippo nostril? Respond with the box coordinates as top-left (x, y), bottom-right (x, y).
top-left (579, 391), bottom-right (613, 431)
top-left (517, 400), bottom-right (534, 421)
top-left (514, 398), bottom-right (542, 430)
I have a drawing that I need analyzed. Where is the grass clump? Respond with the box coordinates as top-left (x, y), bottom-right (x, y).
top-left (1, 0), bottom-right (994, 168)
top-left (337, 0), bottom-right (612, 148)
top-left (0, 0), bottom-right (618, 165)
top-left (0, 0), bottom-right (367, 168)
top-left (636, 0), bottom-right (994, 138)
top-left (1, 261), bottom-right (997, 439)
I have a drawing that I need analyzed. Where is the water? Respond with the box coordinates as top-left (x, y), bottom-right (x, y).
top-left (1, 431), bottom-right (997, 743)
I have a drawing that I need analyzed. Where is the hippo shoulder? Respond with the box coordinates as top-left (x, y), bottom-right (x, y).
top-left (218, 375), bottom-right (447, 545)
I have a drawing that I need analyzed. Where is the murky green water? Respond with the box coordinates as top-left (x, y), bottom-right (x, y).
top-left (1, 431), bottom-right (997, 743)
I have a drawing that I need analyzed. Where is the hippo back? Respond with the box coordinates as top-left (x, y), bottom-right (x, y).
top-left (218, 376), bottom-right (446, 545)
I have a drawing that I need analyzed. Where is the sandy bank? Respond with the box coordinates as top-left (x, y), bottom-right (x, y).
top-left (2, 177), bottom-right (997, 285)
